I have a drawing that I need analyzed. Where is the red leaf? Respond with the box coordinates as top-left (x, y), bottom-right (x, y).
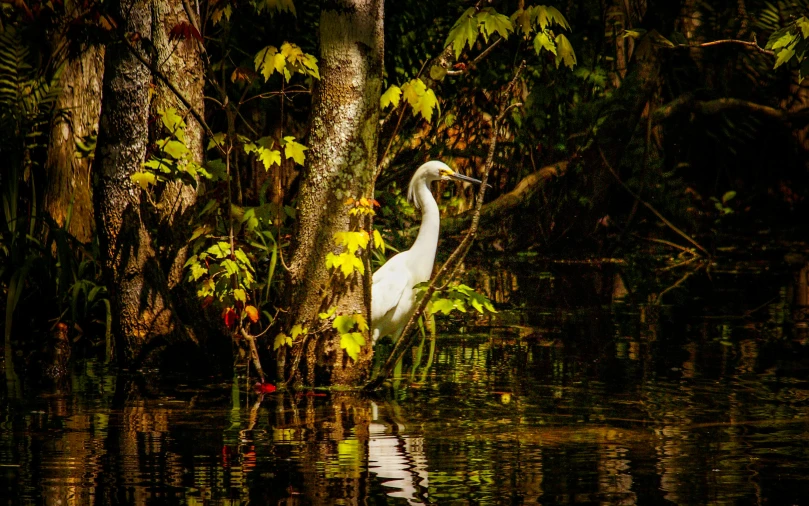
top-left (222, 307), bottom-right (238, 328)
top-left (169, 21), bottom-right (202, 41)
top-left (254, 382), bottom-right (277, 394)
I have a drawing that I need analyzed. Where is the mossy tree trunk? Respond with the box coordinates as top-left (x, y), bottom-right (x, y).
top-left (281, 0), bottom-right (384, 387)
top-left (44, 44), bottom-right (104, 244)
top-left (93, 0), bottom-right (206, 367)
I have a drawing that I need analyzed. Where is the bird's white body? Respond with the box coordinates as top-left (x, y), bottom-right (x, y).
top-left (371, 161), bottom-right (478, 343)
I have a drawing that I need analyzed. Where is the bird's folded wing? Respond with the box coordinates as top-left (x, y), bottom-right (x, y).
top-left (371, 257), bottom-right (412, 323)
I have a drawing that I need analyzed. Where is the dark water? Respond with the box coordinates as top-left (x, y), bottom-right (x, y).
top-left (3, 266), bottom-right (809, 505)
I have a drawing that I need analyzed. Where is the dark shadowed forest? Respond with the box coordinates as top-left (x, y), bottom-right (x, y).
top-left (2, 1), bottom-right (809, 503)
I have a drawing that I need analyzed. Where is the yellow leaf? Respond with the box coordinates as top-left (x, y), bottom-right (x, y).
top-left (380, 85), bottom-right (402, 109)
top-left (282, 136), bottom-right (307, 165)
top-left (130, 171), bottom-right (156, 190)
top-left (254, 46), bottom-right (285, 81)
top-left (233, 288), bottom-right (246, 303)
top-left (372, 229), bottom-right (385, 252)
top-left (402, 78), bottom-right (427, 108)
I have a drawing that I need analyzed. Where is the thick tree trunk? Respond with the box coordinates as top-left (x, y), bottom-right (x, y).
top-left (94, 0), bottom-right (202, 366)
top-left (282, 0), bottom-right (384, 386)
top-left (44, 46), bottom-right (104, 243)
top-left (149, 0), bottom-right (204, 289)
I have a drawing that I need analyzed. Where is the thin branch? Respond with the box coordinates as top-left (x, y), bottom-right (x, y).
top-left (655, 261), bottom-right (705, 304)
top-left (598, 146), bottom-right (710, 257)
top-left (654, 93), bottom-right (809, 124)
top-left (121, 36), bottom-right (224, 157)
top-left (685, 39), bottom-right (773, 56)
top-left (446, 37), bottom-right (504, 76)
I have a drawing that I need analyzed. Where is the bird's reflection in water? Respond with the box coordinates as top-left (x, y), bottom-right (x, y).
top-left (368, 402), bottom-right (430, 505)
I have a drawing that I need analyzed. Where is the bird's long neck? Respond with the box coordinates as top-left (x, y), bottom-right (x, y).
top-left (409, 179), bottom-right (440, 281)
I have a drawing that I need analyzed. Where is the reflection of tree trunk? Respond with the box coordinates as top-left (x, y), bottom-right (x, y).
top-left (94, 0), bottom-right (200, 365)
top-left (282, 0), bottom-right (383, 386)
top-left (44, 46), bottom-right (104, 243)
top-left (298, 393), bottom-right (371, 505)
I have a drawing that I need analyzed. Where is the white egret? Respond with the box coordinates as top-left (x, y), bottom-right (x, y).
top-left (371, 161), bottom-right (482, 343)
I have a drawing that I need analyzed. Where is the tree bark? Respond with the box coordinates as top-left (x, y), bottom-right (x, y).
top-left (94, 0), bottom-right (201, 366)
top-left (282, 0), bottom-right (384, 386)
top-left (44, 45), bottom-right (104, 243)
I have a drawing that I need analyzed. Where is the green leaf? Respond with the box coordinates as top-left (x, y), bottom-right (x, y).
top-left (206, 242), bottom-right (231, 259)
top-left (722, 191), bottom-right (736, 204)
top-left (533, 31), bottom-right (556, 55)
top-left (428, 298), bottom-right (457, 315)
top-left (161, 139), bottom-right (189, 159)
top-left (252, 136), bottom-right (282, 169)
top-left (340, 332), bottom-right (365, 361)
top-left (797, 17), bottom-right (809, 39)
top-left (159, 107), bottom-right (186, 134)
top-left (333, 314), bottom-right (356, 334)
top-left (282, 136), bottom-right (307, 165)
top-left (445, 7), bottom-right (479, 59)
top-left (189, 262), bottom-right (207, 281)
top-left (233, 288), bottom-right (247, 303)
top-left (130, 171), bottom-right (156, 190)
top-left (429, 65), bottom-right (447, 81)
top-left (380, 85), bottom-right (402, 109)
top-left (510, 8), bottom-right (533, 37)
top-left (771, 33), bottom-right (798, 51)
top-left (775, 46), bottom-right (796, 69)
top-left (318, 306), bottom-right (336, 320)
top-left (273, 332), bottom-right (292, 350)
top-left (554, 33), bottom-right (577, 69)
top-left (545, 6), bottom-right (570, 30)
top-left (477, 8), bottom-right (513, 42)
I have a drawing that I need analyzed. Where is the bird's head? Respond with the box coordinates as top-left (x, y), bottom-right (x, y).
top-left (408, 161), bottom-right (483, 208)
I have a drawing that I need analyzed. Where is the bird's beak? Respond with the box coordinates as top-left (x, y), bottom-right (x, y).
top-left (448, 172), bottom-right (483, 185)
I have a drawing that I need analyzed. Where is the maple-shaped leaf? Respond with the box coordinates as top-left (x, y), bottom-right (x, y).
top-left (372, 229), bottom-right (385, 252)
top-left (282, 136), bottom-right (307, 165)
top-left (169, 21), bottom-right (202, 41)
top-left (554, 34), bottom-right (577, 69)
top-left (334, 230), bottom-right (369, 253)
top-left (131, 171), bottom-right (156, 190)
top-left (233, 288), bottom-right (247, 303)
top-left (340, 332), bottom-right (365, 361)
top-left (510, 8), bottom-right (533, 37)
top-left (413, 88), bottom-right (439, 122)
top-left (545, 6), bottom-right (571, 30)
top-left (533, 31), bottom-right (556, 56)
top-left (273, 332), bottom-right (292, 350)
top-left (211, 4), bottom-right (232, 25)
top-left (477, 8), bottom-right (513, 42)
top-left (445, 7), bottom-right (479, 59)
top-left (380, 85), bottom-right (402, 109)
top-left (254, 46), bottom-right (286, 81)
top-left (161, 139), bottom-right (189, 159)
top-left (402, 78), bottom-right (427, 108)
